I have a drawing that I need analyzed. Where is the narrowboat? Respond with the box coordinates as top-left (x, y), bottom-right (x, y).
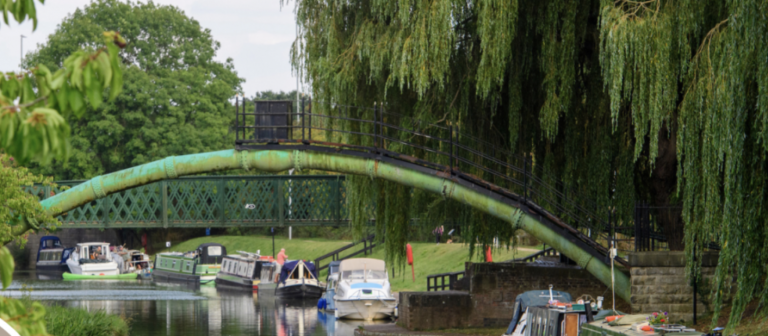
top-left (275, 260), bottom-right (323, 299)
top-left (215, 250), bottom-right (275, 290)
top-left (63, 242), bottom-right (137, 280)
top-left (334, 258), bottom-right (396, 320)
top-left (153, 243), bottom-right (226, 283)
top-left (35, 236), bottom-right (73, 273)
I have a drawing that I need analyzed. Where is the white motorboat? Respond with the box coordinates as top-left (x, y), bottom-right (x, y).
top-left (334, 258), bottom-right (396, 320)
top-left (65, 242), bottom-right (122, 277)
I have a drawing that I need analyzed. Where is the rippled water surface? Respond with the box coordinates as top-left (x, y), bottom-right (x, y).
top-left (5, 271), bottom-right (392, 335)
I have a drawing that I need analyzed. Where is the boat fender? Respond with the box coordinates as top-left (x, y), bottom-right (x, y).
top-left (318, 298), bottom-right (326, 310)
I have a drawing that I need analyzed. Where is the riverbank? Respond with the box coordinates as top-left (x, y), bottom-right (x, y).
top-left (156, 235), bottom-right (541, 292)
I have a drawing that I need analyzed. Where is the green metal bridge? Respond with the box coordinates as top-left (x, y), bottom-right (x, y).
top-left (28, 98), bottom-right (632, 301)
top-left (28, 176), bottom-right (348, 229)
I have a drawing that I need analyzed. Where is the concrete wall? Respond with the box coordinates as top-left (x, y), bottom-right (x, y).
top-left (629, 251), bottom-right (723, 324)
top-left (399, 261), bottom-right (629, 331)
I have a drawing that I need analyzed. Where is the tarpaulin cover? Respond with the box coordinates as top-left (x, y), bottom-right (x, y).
top-left (279, 260), bottom-right (318, 283)
top-left (504, 290), bottom-right (573, 335)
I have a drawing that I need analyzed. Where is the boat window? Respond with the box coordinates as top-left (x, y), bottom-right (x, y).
top-left (172, 260), bottom-right (176, 268)
top-left (207, 246), bottom-right (222, 256)
top-left (186, 261), bottom-right (191, 271)
top-left (223, 260), bottom-right (228, 272)
top-left (341, 270), bottom-right (387, 280)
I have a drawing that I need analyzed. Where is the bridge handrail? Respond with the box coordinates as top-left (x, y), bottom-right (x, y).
top-left (426, 271), bottom-right (466, 291)
top-left (235, 98), bottom-right (628, 267)
top-left (314, 234), bottom-right (376, 272)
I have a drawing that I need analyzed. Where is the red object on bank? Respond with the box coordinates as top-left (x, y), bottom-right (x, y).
top-left (485, 246), bottom-right (493, 262)
top-left (406, 244), bottom-right (414, 265)
top-left (406, 244), bottom-right (415, 282)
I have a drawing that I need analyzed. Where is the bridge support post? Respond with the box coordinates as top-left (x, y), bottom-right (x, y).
top-left (277, 178), bottom-right (285, 227)
top-left (161, 181), bottom-right (168, 229)
top-left (218, 179), bottom-right (226, 226)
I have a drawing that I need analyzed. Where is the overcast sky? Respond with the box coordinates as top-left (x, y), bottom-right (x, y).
top-left (0, 0), bottom-right (300, 95)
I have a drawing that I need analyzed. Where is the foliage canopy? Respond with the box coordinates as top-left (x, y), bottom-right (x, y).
top-left (291, 0), bottom-right (768, 327)
top-left (25, 0), bottom-right (243, 180)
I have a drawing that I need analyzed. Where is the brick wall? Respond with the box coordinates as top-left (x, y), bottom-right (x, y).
top-left (629, 251), bottom-right (723, 324)
top-left (398, 291), bottom-right (472, 330)
top-left (399, 261), bottom-right (630, 331)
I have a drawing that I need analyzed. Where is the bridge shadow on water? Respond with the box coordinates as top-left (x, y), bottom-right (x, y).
top-left (6, 271), bottom-right (382, 336)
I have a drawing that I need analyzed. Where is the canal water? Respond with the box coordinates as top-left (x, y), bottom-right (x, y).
top-left (4, 271), bottom-right (393, 335)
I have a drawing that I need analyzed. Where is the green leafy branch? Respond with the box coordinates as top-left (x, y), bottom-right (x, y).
top-left (0, 31), bottom-right (127, 164)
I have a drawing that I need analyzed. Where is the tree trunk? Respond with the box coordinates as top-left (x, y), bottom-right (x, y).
top-left (651, 125), bottom-right (684, 250)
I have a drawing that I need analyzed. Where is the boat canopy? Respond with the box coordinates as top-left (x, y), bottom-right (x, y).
top-left (279, 260), bottom-right (318, 283)
top-left (39, 236), bottom-right (62, 249)
top-left (339, 258), bottom-right (385, 272)
top-left (339, 258), bottom-right (387, 280)
top-left (197, 243), bottom-right (226, 264)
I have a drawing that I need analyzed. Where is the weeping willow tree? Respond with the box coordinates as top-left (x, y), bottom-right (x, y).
top-left (290, 0), bottom-right (768, 326)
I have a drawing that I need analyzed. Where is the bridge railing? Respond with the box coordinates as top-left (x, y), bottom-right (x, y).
top-left (235, 98), bottom-right (625, 264)
top-left (29, 175), bottom-right (348, 228)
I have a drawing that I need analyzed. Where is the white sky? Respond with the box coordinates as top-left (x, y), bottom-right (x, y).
top-left (0, 0), bottom-right (301, 95)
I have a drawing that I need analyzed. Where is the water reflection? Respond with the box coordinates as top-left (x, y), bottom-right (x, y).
top-left (3, 271), bottom-right (393, 335)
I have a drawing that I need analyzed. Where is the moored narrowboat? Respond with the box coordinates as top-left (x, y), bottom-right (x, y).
top-left (215, 251), bottom-right (275, 290)
top-left (275, 260), bottom-right (323, 299)
top-left (153, 243), bottom-right (226, 283)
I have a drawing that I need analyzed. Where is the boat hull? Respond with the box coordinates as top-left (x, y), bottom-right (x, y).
top-left (335, 299), bottom-right (396, 320)
top-left (35, 264), bottom-right (69, 272)
top-left (63, 272), bottom-right (137, 280)
top-left (215, 274), bottom-right (258, 290)
top-left (153, 269), bottom-right (216, 283)
top-left (276, 283), bottom-right (324, 300)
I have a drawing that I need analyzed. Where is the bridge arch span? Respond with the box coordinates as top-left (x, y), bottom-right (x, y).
top-left (38, 149), bottom-right (630, 301)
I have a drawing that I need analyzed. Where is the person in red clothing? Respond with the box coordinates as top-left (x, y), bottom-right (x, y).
top-left (275, 248), bottom-right (288, 282)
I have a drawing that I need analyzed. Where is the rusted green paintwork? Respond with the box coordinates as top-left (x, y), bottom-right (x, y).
top-left (37, 149), bottom-right (631, 301)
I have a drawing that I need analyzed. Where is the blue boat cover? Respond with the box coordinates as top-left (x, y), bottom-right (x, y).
top-left (504, 290), bottom-right (573, 335)
top-left (279, 260), bottom-right (318, 283)
top-left (39, 236), bottom-right (62, 248)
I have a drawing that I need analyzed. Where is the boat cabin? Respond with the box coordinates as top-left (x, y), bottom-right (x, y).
top-left (197, 243), bottom-right (226, 264)
top-left (279, 260), bottom-right (319, 283)
top-left (36, 236), bottom-right (73, 271)
top-left (338, 258), bottom-right (387, 282)
top-left (221, 251), bottom-right (262, 280)
top-left (259, 261), bottom-right (279, 284)
top-left (72, 242), bottom-right (113, 262)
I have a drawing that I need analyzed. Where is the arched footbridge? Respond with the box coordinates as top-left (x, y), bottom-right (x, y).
top-left (33, 99), bottom-right (631, 301)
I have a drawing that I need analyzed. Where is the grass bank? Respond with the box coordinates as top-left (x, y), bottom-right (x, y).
top-left (11, 297), bottom-right (130, 336)
top-left (156, 235), bottom-right (541, 292)
top-left (45, 305), bottom-right (129, 336)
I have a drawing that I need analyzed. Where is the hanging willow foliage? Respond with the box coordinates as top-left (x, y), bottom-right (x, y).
top-left (291, 0), bottom-right (768, 327)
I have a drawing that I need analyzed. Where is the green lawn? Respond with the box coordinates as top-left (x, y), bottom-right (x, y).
top-left (155, 235), bottom-right (541, 292)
